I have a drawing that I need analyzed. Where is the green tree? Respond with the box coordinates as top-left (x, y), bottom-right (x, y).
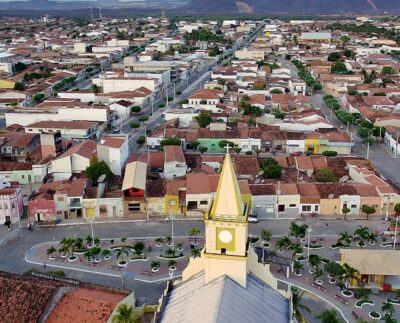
top-left (338, 231), bottom-right (353, 246)
top-left (85, 158), bottom-right (112, 183)
top-left (361, 205), bottom-right (375, 220)
top-left (91, 84), bottom-right (100, 93)
top-left (331, 61), bottom-right (349, 74)
top-left (34, 93), bottom-right (45, 102)
top-left (138, 116), bottom-right (148, 124)
top-left (324, 261), bottom-right (343, 280)
top-left (395, 203), bottom-right (400, 215)
top-left (189, 227), bottom-right (200, 244)
top-left (46, 246), bottom-right (57, 257)
top-left (372, 126), bottom-right (386, 138)
top-left (291, 287), bottom-right (311, 322)
top-left (382, 66), bottom-right (394, 75)
top-left (131, 106), bottom-right (141, 113)
top-left (316, 309), bottom-right (342, 323)
top-left (262, 164), bottom-right (282, 179)
top-left (14, 82), bottom-right (25, 91)
top-left (218, 140), bottom-right (234, 150)
top-left (270, 89), bottom-right (283, 94)
top-left (160, 138), bottom-right (182, 146)
top-left (342, 207), bottom-right (350, 220)
top-left (129, 122), bottom-right (140, 129)
top-left (198, 146), bottom-right (208, 154)
top-left (260, 229), bottom-right (272, 242)
top-left (112, 303), bottom-right (139, 323)
top-left (382, 301), bottom-right (395, 316)
top-left (194, 111), bottom-right (212, 128)
top-left (136, 136), bottom-right (145, 145)
top-left (191, 247), bottom-right (201, 258)
top-left (342, 263), bottom-right (359, 288)
top-left (233, 147), bottom-right (241, 155)
top-left (328, 52), bottom-right (341, 62)
top-left (354, 226), bottom-right (370, 248)
top-left (289, 222), bottom-right (308, 242)
top-left (315, 168), bottom-right (336, 182)
top-left (343, 49), bottom-right (354, 58)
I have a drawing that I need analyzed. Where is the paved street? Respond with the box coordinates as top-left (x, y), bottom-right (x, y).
top-left (283, 57), bottom-right (400, 188)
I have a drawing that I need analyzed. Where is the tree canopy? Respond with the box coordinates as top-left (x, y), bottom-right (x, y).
top-left (85, 158), bottom-right (112, 183)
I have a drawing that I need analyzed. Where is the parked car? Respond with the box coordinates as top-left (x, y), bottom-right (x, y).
top-left (112, 128), bottom-right (120, 133)
top-left (248, 216), bottom-right (259, 223)
top-left (291, 151), bottom-right (302, 157)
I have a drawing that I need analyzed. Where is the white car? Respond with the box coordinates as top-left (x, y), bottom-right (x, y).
top-left (248, 216), bottom-right (259, 223)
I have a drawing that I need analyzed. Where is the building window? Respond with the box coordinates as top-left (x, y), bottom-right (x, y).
top-left (169, 200), bottom-right (176, 206)
top-left (302, 205), bottom-right (311, 212)
top-left (128, 203), bottom-right (140, 212)
top-left (278, 205), bottom-right (285, 212)
top-left (221, 248), bottom-right (226, 255)
top-left (351, 204), bottom-right (357, 209)
top-left (200, 201), bottom-right (208, 205)
top-left (315, 205), bottom-right (319, 212)
top-left (289, 204), bottom-right (296, 208)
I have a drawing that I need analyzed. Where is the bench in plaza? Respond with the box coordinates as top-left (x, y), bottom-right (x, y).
top-left (86, 262), bottom-right (99, 267)
top-left (335, 294), bottom-right (349, 305)
top-left (312, 283), bottom-right (327, 292)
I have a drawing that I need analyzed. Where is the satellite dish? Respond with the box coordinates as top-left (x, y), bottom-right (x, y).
top-left (255, 178), bottom-right (261, 184)
top-left (339, 175), bottom-right (349, 183)
top-left (328, 194), bottom-right (334, 199)
top-left (97, 174), bottom-right (106, 183)
top-left (258, 170), bottom-right (264, 176)
top-left (299, 176), bottom-right (304, 181)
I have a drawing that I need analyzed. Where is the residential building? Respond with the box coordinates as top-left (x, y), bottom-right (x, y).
top-left (97, 135), bottom-right (129, 176)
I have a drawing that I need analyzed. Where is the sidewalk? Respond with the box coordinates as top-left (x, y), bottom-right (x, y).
top-left (0, 225), bottom-right (20, 247)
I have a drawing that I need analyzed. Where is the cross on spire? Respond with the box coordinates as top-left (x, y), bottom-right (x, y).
top-left (224, 144), bottom-right (231, 154)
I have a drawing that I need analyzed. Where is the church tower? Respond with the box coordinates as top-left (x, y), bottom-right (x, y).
top-left (203, 149), bottom-right (249, 287)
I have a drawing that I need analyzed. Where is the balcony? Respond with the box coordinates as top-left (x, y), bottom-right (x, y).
top-left (68, 199), bottom-right (83, 209)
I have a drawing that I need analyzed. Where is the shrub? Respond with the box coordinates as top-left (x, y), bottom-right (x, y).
top-left (160, 138), bottom-right (182, 146)
top-left (130, 122), bottom-right (140, 129)
top-left (322, 151), bottom-right (338, 157)
top-left (131, 106), bottom-right (141, 113)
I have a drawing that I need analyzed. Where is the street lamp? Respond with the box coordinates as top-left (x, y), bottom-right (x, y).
top-left (169, 213), bottom-right (175, 248)
top-left (393, 216), bottom-right (400, 251)
top-left (385, 194), bottom-right (391, 222)
top-left (307, 227), bottom-right (313, 259)
top-left (87, 217), bottom-right (95, 247)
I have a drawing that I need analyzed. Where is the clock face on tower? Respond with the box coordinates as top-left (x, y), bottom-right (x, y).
top-left (218, 230), bottom-right (233, 243)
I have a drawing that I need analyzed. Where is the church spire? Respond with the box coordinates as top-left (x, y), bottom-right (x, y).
top-left (209, 149), bottom-right (244, 220)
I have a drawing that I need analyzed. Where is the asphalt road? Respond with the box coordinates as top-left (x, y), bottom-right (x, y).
top-left (283, 57), bottom-right (400, 189)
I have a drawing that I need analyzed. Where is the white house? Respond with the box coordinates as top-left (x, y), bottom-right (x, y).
top-left (163, 145), bottom-right (187, 180)
top-left (108, 100), bottom-right (132, 121)
top-left (102, 77), bottom-right (158, 93)
top-left (51, 140), bottom-right (96, 180)
top-left (97, 135), bottom-right (129, 176)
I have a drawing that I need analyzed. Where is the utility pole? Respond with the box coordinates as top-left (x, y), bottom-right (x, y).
top-left (366, 141), bottom-right (370, 160)
top-left (393, 216), bottom-right (399, 251)
top-left (90, 6), bottom-right (94, 21)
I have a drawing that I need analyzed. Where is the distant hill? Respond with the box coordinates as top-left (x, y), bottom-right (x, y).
top-left (1, 0), bottom-right (400, 15)
top-left (182, 0), bottom-right (400, 14)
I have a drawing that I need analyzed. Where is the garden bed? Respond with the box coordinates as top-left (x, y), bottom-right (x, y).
top-left (355, 299), bottom-right (374, 308)
top-left (356, 241), bottom-right (366, 248)
top-left (157, 254), bottom-right (185, 260)
top-left (129, 256), bottom-right (148, 262)
top-left (387, 298), bottom-right (400, 305)
top-left (296, 256), bottom-right (306, 262)
top-left (118, 260), bottom-right (128, 267)
top-left (380, 242), bottom-right (394, 248)
top-left (368, 311), bottom-right (381, 319)
top-left (331, 242), bottom-right (349, 249)
top-left (68, 256), bottom-right (78, 262)
top-left (304, 244), bottom-right (323, 250)
top-left (262, 242), bottom-right (271, 249)
top-left (341, 290), bottom-right (353, 298)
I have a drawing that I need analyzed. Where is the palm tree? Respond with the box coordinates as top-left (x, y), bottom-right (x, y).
top-left (382, 301), bottom-right (395, 316)
top-left (151, 260), bottom-right (160, 270)
top-left (94, 237), bottom-right (101, 246)
top-left (167, 259), bottom-right (177, 268)
top-left (368, 232), bottom-right (377, 245)
top-left (112, 303), bottom-right (139, 323)
top-left (290, 244), bottom-right (303, 260)
top-left (116, 247), bottom-right (129, 263)
top-left (165, 236), bottom-right (172, 245)
top-left (355, 287), bottom-right (370, 301)
top-left (276, 236), bottom-right (292, 250)
top-left (84, 250), bottom-right (93, 262)
top-left (338, 232), bottom-right (352, 246)
top-left (289, 221), bottom-right (308, 242)
top-left (316, 309), bottom-right (342, 323)
top-left (383, 314), bottom-right (397, 323)
top-left (188, 227), bottom-right (200, 244)
top-left (312, 267), bottom-right (324, 281)
top-left (191, 247), bottom-right (201, 259)
top-left (291, 287), bottom-right (311, 322)
top-left (354, 226), bottom-right (369, 248)
top-left (102, 249), bottom-right (111, 259)
top-left (46, 246), bottom-right (57, 258)
top-left (133, 242), bottom-right (145, 255)
top-left (309, 254), bottom-right (321, 269)
top-left (342, 263), bottom-right (359, 288)
top-left (293, 261), bottom-right (304, 275)
top-left (176, 242), bottom-right (183, 250)
top-left (58, 245), bottom-right (69, 257)
top-left (324, 261), bottom-right (343, 280)
top-left (74, 237), bottom-right (84, 250)
top-left (85, 235), bottom-right (93, 246)
top-left (260, 229), bottom-right (272, 242)
top-left (155, 238), bottom-right (164, 245)
top-left (121, 237), bottom-right (127, 245)
top-left (165, 248), bottom-right (175, 257)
